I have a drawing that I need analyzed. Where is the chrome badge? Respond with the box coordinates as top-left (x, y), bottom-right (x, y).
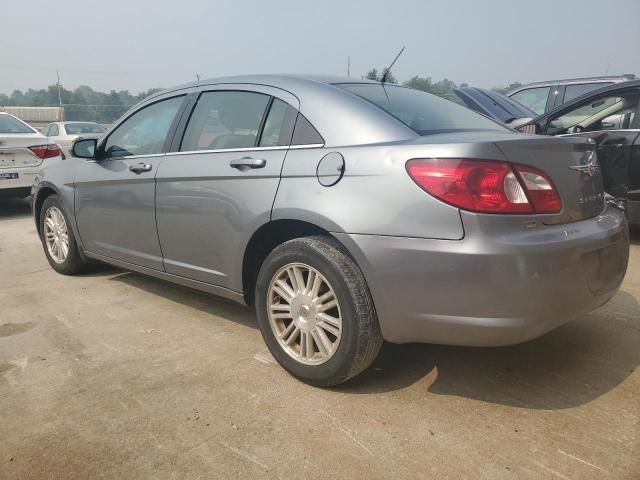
top-left (569, 151), bottom-right (599, 177)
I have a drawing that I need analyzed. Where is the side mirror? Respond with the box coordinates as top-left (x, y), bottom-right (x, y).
top-left (72, 138), bottom-right (97, 159)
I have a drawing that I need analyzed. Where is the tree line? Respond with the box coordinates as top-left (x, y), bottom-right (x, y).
top-left (0, 73), bottom-right (524, 123)
top-left (0, 85), bottom-right (162, 123)
top-left (364, 68), bottom-right (522, 103)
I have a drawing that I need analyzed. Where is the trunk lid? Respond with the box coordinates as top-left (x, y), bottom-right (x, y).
top-left (0, 133), bottom-right (48, 168)
top-left (494, 135), bottom-right (604, 224)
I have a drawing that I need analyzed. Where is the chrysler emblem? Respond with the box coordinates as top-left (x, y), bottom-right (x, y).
top-left (569, 151), bottom-right (599, 177)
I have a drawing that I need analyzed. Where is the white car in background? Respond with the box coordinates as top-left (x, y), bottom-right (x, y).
top-left (0, 112), bottom-right (63, 199)
top-left (42, 121), bottom-right (106, 158)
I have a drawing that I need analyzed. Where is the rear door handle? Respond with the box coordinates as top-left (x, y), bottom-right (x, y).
top-left (229, 157), bottom-right (266, 171)
top-left (129, 162), bottom-right (152, 174)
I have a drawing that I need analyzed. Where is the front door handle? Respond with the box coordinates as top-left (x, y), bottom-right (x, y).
top-left (129, 162), bottom-right (152, 174)
top-left (229, 157), bottom-right (266, 171)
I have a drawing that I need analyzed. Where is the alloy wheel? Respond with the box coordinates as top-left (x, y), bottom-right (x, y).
top-left (267, 262), bottom-right (342, 365)
top-left (44, 206), bottom-right (69, 264)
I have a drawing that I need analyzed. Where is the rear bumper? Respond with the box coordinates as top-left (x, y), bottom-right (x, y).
top-left (0, 157), bottom-right (62, 192)
top-left (336, 205), bottom-right (629, 346)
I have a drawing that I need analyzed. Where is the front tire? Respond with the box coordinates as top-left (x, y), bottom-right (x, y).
top-left (255, 236), bottom-right (382, 386)
top-left (40, 195), bottom-right (88, 275)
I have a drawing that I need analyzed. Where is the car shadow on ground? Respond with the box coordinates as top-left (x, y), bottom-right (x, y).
top-left (109, 269), bottom-right (639, 411)
top-left (337, 290), bottom-right (640, 409)
top-left (0, 197), bottom-right (31, 218)
top-left (109, 271), bottom-right (257, 329)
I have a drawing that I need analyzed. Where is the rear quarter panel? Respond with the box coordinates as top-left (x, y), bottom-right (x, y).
top-left (273, 139), bottom-right (514, 239)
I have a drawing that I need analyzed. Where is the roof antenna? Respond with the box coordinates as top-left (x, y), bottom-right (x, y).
top-left (379, 47), bottom-right (405, 84)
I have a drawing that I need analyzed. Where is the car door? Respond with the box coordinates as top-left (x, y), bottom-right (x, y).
top-left (155, 86), bottom-right (299, 291)
top-left (74, 94), bottom-right (188, 270)
top-left (47, 123), bottom-right (60, 142)
top-left (541, 90), bottom-right (640, 200)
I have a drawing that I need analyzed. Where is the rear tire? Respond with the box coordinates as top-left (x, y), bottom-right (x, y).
top-left (40, 195), bottom-right (88, 275)
top-left (255, 236), bottom-right (382, 386)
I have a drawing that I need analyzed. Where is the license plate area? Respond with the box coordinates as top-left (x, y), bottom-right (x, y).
top-left (0, 172), bottom-right (19, 180)
top-left (0, 154), bottom-right (16, 166)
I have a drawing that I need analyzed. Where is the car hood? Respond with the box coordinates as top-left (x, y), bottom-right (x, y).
top-left (454, 87), bottom-right (538, 127)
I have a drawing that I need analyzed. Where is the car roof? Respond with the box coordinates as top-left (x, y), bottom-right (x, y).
top-left (150, 74), bottom-right (380, 98)
top-left (508, 74), bottom-right (636, 93)
top-left (454, 87), bottom-right (537, 123)
top-left (130, 75), bottom-right (417, 147)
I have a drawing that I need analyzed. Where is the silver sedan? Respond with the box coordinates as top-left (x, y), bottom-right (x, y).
top-left (42, 121), bottom-right (106, 158)
top-left (31, 75), bottom-right (629, 385)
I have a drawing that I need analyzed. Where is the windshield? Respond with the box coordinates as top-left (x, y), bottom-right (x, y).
top-left (337, 84), bottom-right (508, 135)
top-left (0, 115), bottom-right (36, 134)
top-left (64, 122), bottom-right (107, 135)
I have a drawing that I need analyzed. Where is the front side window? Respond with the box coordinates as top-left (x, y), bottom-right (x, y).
top-left (546, 95), bottom-right (633, 134)
top-left (0, 115), bottom-right (36, 134)
top-left (338, 84), bottom-right (507, 135)
top-left (181, 91), bottom-right (270, 151)
top-left (563, 82), bottom-right (613, 103)
top-left (102, 96), bottom-right (184, 159)
top-left (510, 87), bottom-right (551, 115)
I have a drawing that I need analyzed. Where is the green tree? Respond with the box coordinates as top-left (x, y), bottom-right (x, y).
top-left (403, 76), bottom-right (462, 104)
top-left (364, 68), bottom-right (397, 83)
top-left (493, 82), bottom-right (522, 95)
top-left (364, 68), bottom-right (379, 81)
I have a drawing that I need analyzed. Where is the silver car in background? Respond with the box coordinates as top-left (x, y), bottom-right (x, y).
top-left (1, 112), bottom-right (63, 199)
top-left (42, 121), bottom-right (106, 158)
top-left (31, 75), bottom-right (629, 386)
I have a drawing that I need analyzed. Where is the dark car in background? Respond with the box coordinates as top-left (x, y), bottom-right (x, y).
top-left (507, 75), bottom-right (636, 116)
top-left (456, 80), bottom-right (640, 225)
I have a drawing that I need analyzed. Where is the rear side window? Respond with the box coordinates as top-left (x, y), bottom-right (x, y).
top-left (258, 99), bottom-right (297, 147)
top-left (50, 124), bottom-right (59, 136)
top-left (563, 82), bottom-right (613, 103)
top-left (102, 96), bottom-right (184, 159)
top-left (0, 115), bottom-right (35, 134)
top-left (510, 87), bottom-right (550, 115)
top-left (181, 91), bottom-right (270, 151)
top-left (338, 84), bottom-right (507, 135)
top-left (291, 114), bottom-right (324, 145)
top-left (65, 122), bottom-right (106, 135)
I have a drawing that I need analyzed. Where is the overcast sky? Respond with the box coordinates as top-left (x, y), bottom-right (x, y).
top-left (2, 0), bottom-right (639, 94)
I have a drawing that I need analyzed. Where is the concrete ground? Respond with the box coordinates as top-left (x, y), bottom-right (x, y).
top-left (1, 198), bottom-right (639, 480)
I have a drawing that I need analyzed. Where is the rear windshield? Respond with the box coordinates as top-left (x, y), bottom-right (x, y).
top-left (337, 84), bottom-right (508, 135)
top-left (64, 122), bottom-right (106, 134)
top-left (0, 115), bottom-right (35, 134)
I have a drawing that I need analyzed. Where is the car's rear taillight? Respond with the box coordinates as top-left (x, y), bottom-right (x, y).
top-left (29, 144), bottom-right (62, 160)
top-left (406, 158), bottom-right (561, 214)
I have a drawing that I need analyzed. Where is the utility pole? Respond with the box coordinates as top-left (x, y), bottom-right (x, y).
top-left (196, 74), bottom-right (201, 82)
top-left (56, 70), bottom-right (64, 120)
top-left (347, 56), bottom-right (350, 78)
